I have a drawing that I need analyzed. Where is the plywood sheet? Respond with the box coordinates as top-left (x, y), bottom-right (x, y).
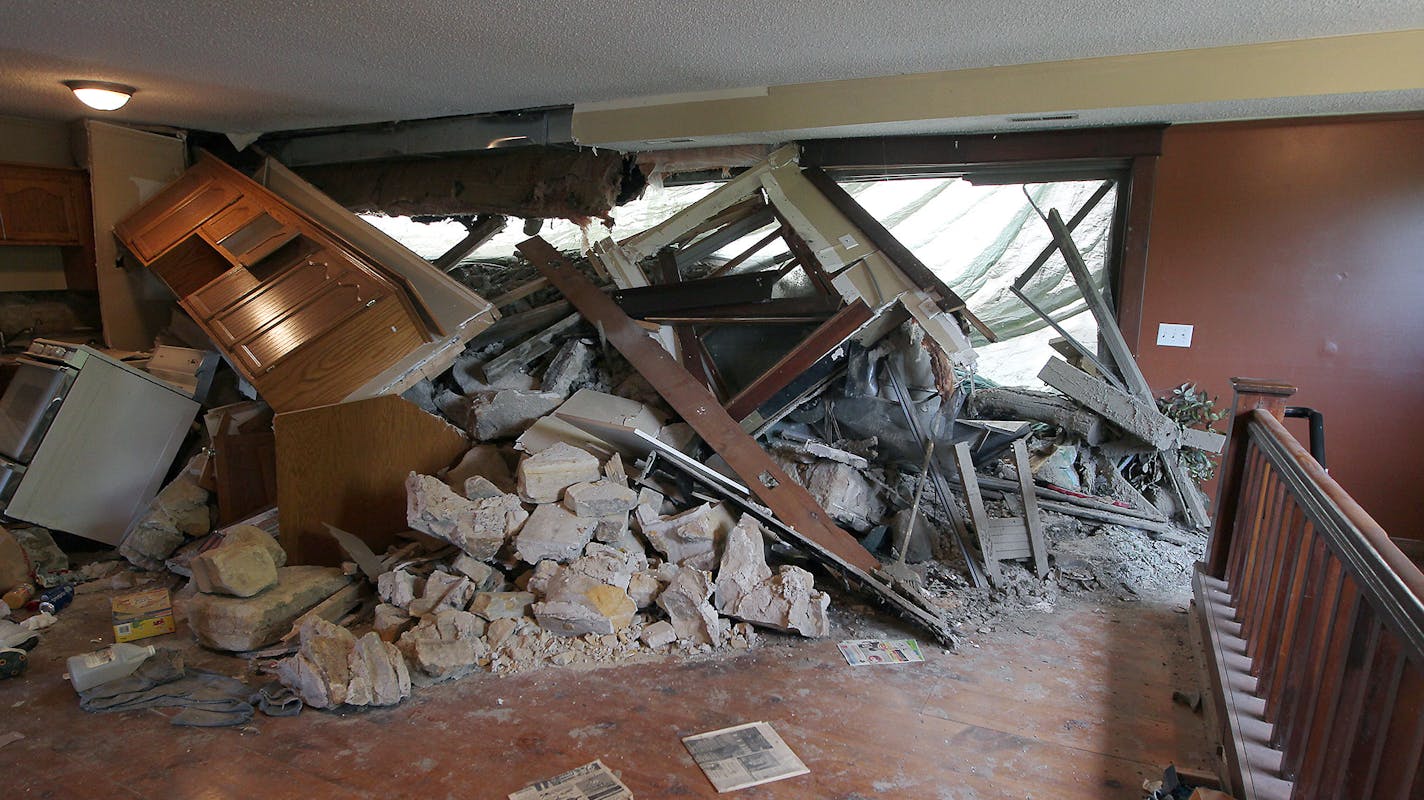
top-left (274, 394), bottom-right (467, 565)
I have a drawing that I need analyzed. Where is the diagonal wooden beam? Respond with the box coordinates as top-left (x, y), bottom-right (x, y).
top-left (519, 235), bottom-right (881, 575)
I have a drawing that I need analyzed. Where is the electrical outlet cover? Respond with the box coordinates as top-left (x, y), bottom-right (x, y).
top-left (1157, 323), bottom-right (1194, 348)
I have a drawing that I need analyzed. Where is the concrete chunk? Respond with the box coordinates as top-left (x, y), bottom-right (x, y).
top-left (188, 566), bottom-right (350, 651)
top-left (190, 543), bottom-right (278, 598)
top-left (276, 618), bottom-right (410, 709)
top-left (119, 477), bottom-right (211, 570)
top-left (728, 565), bottom-right (831, 638)
top-left (377, 569), bottom-right (420, 610)
top-left (532, 569), bottom-right (636, 637)
top-left (640, 620), bottom-right (677, 648)
top-left (468, 389), bottom-right (564, 441)
top-left (408, 571), bottom-right (475, 617)
top-left (373, 603), bottom-right (414, 643)
top-left (449, 554), bottom-right (505, 592)
top-left (565, 542), bottom-right (647, 590)
top-left (643, 502), bottom-right (734, 571)
top-left (714, 516), bottom-right (772, 614)
top-left (406, 472), bottom-right (528, 560)
top-left (656, 566), bottom-right (724, 646)
top-left (628, 570), bottom-right (663, 609)
top-left (541, 338), bottom-right (596, 397)
top-left (563, 479), bottom-right (639, 518)
top-left (398, 609), bottom-right (489, 679)
top-left (469, 591), bottom-right (535, 620)
top-left (804, 461), bottom-right (885, 532)
top-left (517, 442), bottom-right (601, 504)
top-left (514, 504), bottom-right (596, 564)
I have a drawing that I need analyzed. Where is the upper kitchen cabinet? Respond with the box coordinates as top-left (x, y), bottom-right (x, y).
top-left (0, 162), bottom-right (97, 290)
top-left (113, 153), bottom-right (445, 412)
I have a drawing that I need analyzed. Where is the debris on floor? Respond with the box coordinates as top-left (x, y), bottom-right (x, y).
top-left (0, 143), bottom-right (1217, 742)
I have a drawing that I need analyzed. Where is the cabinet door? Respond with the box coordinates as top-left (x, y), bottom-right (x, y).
top-left (0, 172), bottom-right (84, 245)
top-left (113, 166), bottom-right (239, 263)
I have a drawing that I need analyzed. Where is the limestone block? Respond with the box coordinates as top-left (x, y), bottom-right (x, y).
top-left (727, 565), bottom-right (831, 638)
top-left (408, 571), bottom-right (474, 617)
top-left (563, 479), bottom-right (638, 518)
top-left (469, 591), bottom-right (535, 620)
top-left (640, 620), bottom-right (677, 648)
top-left (463, 476), bottom-right (504, 499)
top-left (713, 516), bottom-right (772, 614)
top-left (533, 570), bottom-right (636, 637)
top-left (119, 477), bottom-right (212, 570)
top-left (627, 571), bottom-right (663, 609)
top-left (565, 542), bottom-right (646, 590)
top-left (276, 618), bottom-right (410, 709)
top-left (517, 443), bottom-right (601, 504)
top-left (378, 569), bottom-right (421, 610)
top-left (513, 504), bottom-right (596, 565)
top-left (218, 526), bottom-right (287, 567)
top-left (373, 603), bottom-right (414, 643)
top-left (406, 472), bottom-right (528, 559)
top-left (643, 503), bottom-right (735, 571)
top-left (188, 566), bottom-right (351, 651)
top-left (485, 617), bottom-right (519, 649)
top-left (398, 608), bottom-right (489, 678)
top-left (449, 554), bottom-right (505, 592)
top-left (656, 566), bottom-right (724, 646)
top-left (190, 543), bottom-right (278, 598)
top-left (468, 389), bottom-right (564, 441)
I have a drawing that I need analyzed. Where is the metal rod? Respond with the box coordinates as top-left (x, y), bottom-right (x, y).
top-left (884, 355), bottom-right (988, 588)
top-left (897, 441), bottom-right (935, 565)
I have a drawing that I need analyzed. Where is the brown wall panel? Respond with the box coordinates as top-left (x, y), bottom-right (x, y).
top-left (1136, 114), bottom-right (1424, 536)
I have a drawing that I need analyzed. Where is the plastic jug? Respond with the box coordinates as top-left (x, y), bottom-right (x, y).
top-left (67, 643), bottom-right (156, 692)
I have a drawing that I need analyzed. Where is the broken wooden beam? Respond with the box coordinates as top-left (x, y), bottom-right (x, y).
top-left (489, 277), bottom-right (550, 309)
top-left (969, 386), bottom-right (1108, 445)
top-left (1039, 357), bottom-right (1180, 450)
top-left (518, 235), bottom-right (881, 576)
top-left (612, 270), bottom-right (780, 317)
top-left (723, 301), bottom-right (874, 422)
top-left (433, 214), bottom-right (506, 272)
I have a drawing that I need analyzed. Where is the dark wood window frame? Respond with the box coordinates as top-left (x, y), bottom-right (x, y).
top-left (799, 125), bottom-right (1164, 353)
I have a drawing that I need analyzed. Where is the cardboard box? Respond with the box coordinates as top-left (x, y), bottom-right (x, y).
top-left (111, 587), bottom-right (175, 642)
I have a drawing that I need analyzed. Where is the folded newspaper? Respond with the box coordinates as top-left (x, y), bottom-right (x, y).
top-left (682, 721), bottom-right (809, 792)
top-left (508, 760), bottom-right (633, 800)
top-left (837, 638), bottom-right (925, 666)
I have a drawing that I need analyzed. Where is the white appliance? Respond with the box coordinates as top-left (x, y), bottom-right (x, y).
top-left (0, 340), bottom-right (198, 545)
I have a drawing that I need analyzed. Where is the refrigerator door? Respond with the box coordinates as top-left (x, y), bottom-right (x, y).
top-left (0, 360), bottom-right (75, 463)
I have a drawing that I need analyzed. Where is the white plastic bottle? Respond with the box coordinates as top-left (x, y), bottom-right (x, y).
top-left (67, 643), bottom-right (156, 692)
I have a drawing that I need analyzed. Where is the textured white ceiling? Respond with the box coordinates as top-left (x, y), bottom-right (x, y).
top-left (1, 1), bottom-right (1421, 133)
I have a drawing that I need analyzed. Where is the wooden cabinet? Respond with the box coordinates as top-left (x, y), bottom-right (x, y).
top-left (114, 153), bottom-right (437, 412)
top-left (0, 162), bottom-right (97, 290)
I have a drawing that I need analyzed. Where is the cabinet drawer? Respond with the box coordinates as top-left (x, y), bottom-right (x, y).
top-left (119, 171), bottom-right (240, 262)
top-left (186, 266), bottom-right (261, 319)
top-left (234, 282), bottom-right (376, 372)
top-left (209, 255), bottom-right (351, 345)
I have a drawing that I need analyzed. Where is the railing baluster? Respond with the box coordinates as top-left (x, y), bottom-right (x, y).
top-left (1368, 654), bottom-right (1424, 799)
top-left (1339, 634), bottom-right (1406, 799)
top-left (1295, 592), bottom-right (1370, 797)
top-left (1238, 476), bottom-right (1286, 632)
top-left (1262, 518), bottom-right (1317, 715)
top-left (1249, 501), bottom-right (1303, 672)
top-left (1227, 445), bottom-right (1267, 585)
top-left (1279, 555), bottom-right (1345, 763)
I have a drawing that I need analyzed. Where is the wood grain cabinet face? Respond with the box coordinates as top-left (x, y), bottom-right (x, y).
top-left (115, 168), bottom-right (240, 263)
top-left (0, 171), bottom-right (85, 245)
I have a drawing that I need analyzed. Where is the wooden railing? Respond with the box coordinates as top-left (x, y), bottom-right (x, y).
top-left (1196, 378), bottom-right (1424, 800)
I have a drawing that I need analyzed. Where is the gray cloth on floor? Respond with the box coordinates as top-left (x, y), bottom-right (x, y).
top-left (78, 649), bottom-right (301, 727)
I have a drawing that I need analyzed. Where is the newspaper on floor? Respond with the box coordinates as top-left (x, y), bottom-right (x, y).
top-left (682, 721), bottom-right (809, 792)
top-left (837, 638), bottom-right (925, 666)
top-left (508, 760), bottom-right (633, 800)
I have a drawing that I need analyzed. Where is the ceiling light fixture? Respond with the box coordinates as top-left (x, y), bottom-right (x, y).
top-left (64, 80), bottom-right (135, 111)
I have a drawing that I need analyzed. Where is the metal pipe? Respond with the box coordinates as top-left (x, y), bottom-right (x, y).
top-left (884, 355), bottom-right (988, 588)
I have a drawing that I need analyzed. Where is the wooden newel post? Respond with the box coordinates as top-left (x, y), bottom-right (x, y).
top-left (1205, 377), bottom-right (1297, 577)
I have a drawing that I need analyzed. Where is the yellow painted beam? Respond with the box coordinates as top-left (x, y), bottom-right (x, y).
top-left (573, 30), bottom-right (1424, 145)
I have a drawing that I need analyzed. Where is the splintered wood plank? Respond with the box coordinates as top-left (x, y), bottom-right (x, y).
top-left (274, 394), bottom-right (467, 565)
top-left (1013, 438), bottom-right (1051, 579)
top-left (519, 235), bottom-right (880, 575)
top-left (1039, 356), bottom-right (1179, 450)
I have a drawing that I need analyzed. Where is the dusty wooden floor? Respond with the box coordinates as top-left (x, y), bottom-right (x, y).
top-left (2, 585), bottom-right (1213, 799)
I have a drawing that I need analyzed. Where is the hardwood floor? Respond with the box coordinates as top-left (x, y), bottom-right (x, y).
top-left (2, 582), bottom-right (1213, 799)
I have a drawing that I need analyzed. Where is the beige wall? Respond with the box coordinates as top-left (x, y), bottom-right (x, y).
top-left (0, 115), bottom-right (73, 167)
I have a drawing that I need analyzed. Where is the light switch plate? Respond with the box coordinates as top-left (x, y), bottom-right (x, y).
top-left (1157, 323), bottom-right (1194, 348)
